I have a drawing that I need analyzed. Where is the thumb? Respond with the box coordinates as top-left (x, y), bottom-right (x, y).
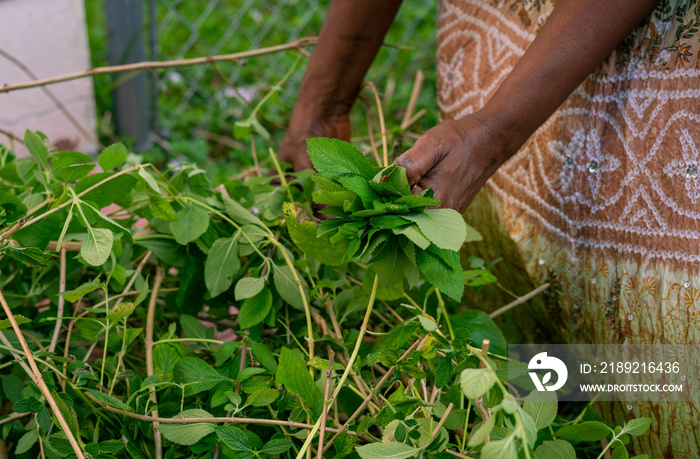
top-left (394, 132), bottom-right (449, 185)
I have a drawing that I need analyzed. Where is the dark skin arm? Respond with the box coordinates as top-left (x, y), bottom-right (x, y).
top-left (282, 0), bottom-right (659, 212)
top-left (279, 0), bottom-right (403, 170)
top-left (396, 0), bottom-right (660, 211)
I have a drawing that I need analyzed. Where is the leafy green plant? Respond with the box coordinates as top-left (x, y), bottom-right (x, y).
top-left (0, 131), bottom-right (651, 459)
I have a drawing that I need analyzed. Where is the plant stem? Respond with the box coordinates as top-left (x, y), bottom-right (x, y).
top-left (364, 82), bottom-right (388, 167)
top-left (1, 38), bottom-right (319, 94)
top-left (317, 352), bottom-right (335, 458)
top-left (83, 391), bottom-right (355, 433)
top-left (489, 283), bottom-right (549, 318)
top-left (322, 336), bottom-right (425, 453)
top-left (48, 248), bottom-right (67, 354)
top-left (145, 267), bottom-right (164, 459)
top-left (297, 275), bottom-right (380, 459)
top-left (20, 166), bottom-right (139, 232)
top-left (0, 290), bottom-right (85, 459)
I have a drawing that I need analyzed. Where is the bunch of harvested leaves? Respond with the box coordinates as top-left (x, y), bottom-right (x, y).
top-left (284, 138), bottom-right (482, 301)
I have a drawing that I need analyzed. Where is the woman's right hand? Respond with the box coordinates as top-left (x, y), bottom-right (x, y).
top-left (278, 113), bottom-right (351, 171)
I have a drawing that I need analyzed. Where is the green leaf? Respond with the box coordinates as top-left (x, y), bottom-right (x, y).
top-left (401, 208), bottom-right (466, 252)
top-left (621, 418), bottom-right (652, 437)
top-left (159, 409), bottom-right (216, 446)
top-left (107, 302), bottom-right (136, 322)
top-left (205, 236), bottom-right (241, 297)
top-left (393, 224), bottom-right (430, 250)
top-left (249, 341), bottom-right (277, 373)
top-left (50, 151), bottom-right (93, 170)
top-left (216, 425), bottom-right (263, 452)
top-left (0, 191), bottom-right (28, 222)
top-left (535, 440), bottom-right (577, 459)
top-left (272, 264), bottom-right (308, 310)
top-left (138, 167), bottom-right (161, 193)
top-left (24, 130), bottom-right (48, 168)
top-left (74, 172), bottom-right (136, 208)
top-left (250, 117), bottom-right (270, 140)
top-left (373, 249), bottom-right (407, 286)
top-left (50, 388), bottom-right (79, 439)
top-left (233, 120), bottom-right (252, 140)
top-left (98, 440), bottom-right (125, 454)
top-left (451, 310), bottom-right (507, 356)
top-left (153, 344), bottom-right (184, 379)
top-left (4, 245), bottom-right (52, 268)
top-left (62, 279), bottom-right (105, 303)
top-left (275, 347), bottom-right (323, 416)
top-left (170, 203), bottom-right (209, 245)
top-left (468, 414), bottom-right (496, 446)
top-left (283, 203), bottom-right (348, 266)
top-left (307, 137), bottom-right (376, 179)
top-left (235, 277), bottom-right (266, 301)
top-left (612, 446), bottom-right (630, 459)
top-left (149, 195), bottom-right (177, 222)
top-left (355, 441), bottom-right (422, 459)
top-left (481, 438), bottom-right (518, 459)
top-left (460, 368), bottom-right (497, 399)
top-left (15, 429), bottom-right (39, 454)
top-left (222, 194), bottom-right (265, 228)
top-left (238, 287), bottom-right (273, 329)
top-left (55, 164), bottom-right (95, 182)
top-left (180, 314), bottom-right (211, 340)
top-left (81, 227), bottom-right (113, 266)
top-left (98, 142), bottom-right (128, 172)
top-left (312, 189), bottom-right (357, 207)
top-left (464, 269), bottom-right (498, 287)
top-left (81, 200), bottom-right (133, 244)
top-left (259, 439), bottom-right (293, 455)
top-left (245, 388), bottom-right (279, 407)
top-left (415, 246), bottom-right (463, 302)
top-left (86, 389), bottom-right (126, 410)
top-left (523, 390), bottom-right (558, 430)
top-left (555, 421), bottom-right (611, 442)
top-left (174, 357), bottom-right (229, 395)
top-left (465, 222), bottom-right (483, 242)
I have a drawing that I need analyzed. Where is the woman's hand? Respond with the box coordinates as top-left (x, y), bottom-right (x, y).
top-left (279, 113), bottom-right (350, 171)
top-left (395, 115), bottom-right (508, 213)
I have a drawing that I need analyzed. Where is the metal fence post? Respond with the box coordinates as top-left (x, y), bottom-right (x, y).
top-left (105, 0), bottom-right (151, 151)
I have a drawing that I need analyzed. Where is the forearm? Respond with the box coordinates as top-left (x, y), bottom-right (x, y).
top-left (480, 0), bottom-right (659, 158)
top-left (294, 0), bottom-right (403, 118)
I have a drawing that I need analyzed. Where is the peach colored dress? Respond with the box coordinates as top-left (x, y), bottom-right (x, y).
top-left (437, 1), bottom-right (700, 456)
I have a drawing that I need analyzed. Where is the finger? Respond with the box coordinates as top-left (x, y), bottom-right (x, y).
top-left (394, 133), bottom-right (449, 185)
top-left (410, 183), bottom-right (424, 195)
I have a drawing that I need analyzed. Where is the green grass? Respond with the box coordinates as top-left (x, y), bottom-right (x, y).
top-left (84, 0), bottom-right (437, 180)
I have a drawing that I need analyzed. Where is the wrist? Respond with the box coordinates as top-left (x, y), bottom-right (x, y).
top-left (472, 100), bottom-right (534, 164)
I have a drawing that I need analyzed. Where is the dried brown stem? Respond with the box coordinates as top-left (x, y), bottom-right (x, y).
top-left (475, 339), bottom-right (491, 443)
top-left (48, 249), bottom-right (67, 354)
top-left (1, 37), bottom-right (318, 94)
top-left (46, 241), bottom-right (82, 252)
top-left (364, 82), bottom-right (388, 167)
top-left (0, 412), bottom-right (30, 426)
top-left (0, 290), bottom-right (85, 458)
top-left (432, 402), bottom-right (454, 439)
top-left (317, 352), bottom-right (335, 458)
top-left (0, 218), bottom-right (25, 241)
top-left (489, 284), bottom-right (549, 319)
top-left (83, 391), bottom-right (354, 433)
top-left (322, 336), bottom-right (425, 453)
top-left (146, 267), bottom-right (165, 459)
top-left (401, 70), bottom-right (424, 129)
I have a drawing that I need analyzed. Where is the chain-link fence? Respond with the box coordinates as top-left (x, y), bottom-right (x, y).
top-left (86, 0), bottom-right (437, 168)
